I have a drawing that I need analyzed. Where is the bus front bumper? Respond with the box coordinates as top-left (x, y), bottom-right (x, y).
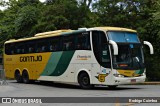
top-left (113, 75), bottom-right (146, 85)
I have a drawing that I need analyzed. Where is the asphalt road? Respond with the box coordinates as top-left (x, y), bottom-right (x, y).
top-left (0, 80), bottom-right (160, 106)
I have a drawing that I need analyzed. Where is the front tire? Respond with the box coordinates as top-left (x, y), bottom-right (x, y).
top-left (22, 71), bottom-right (30, 84)
top-left (78, 72), bottom-right (93, 89)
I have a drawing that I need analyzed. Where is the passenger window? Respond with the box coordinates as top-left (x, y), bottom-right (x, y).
top-left (49, 37), bottom-right (60, 52)
top-left (5, 44), bottom-right (11, 55)
top-left (27, 41), bottom-right (36, 53)
top-left (76, 32), bottom-right (91, 50)
top-left (63, 35), bottom-right (75, 51)
top-left (17, 43), bottom-right (25, 54)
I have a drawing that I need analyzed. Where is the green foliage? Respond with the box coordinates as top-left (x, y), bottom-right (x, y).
top-left (14, 5), bottom-right (40, 38)
top-left (0, 0), bottom-right (160, 80)
top-left (141, 0), bottom-right (160, 81)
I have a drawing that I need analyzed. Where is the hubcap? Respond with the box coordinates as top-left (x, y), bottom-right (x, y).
top-left (83, 77), bottom-right (89, 85)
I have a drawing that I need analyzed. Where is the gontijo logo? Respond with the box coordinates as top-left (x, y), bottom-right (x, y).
top-left (20, 55), bottom-right (42, 62)
top-left (76, 55), bottom-right (91, 60)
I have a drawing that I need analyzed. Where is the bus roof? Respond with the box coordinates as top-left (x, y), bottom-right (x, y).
top-left (89, 27), bottom-right (137, 33)
top-left (5, 27), bottom-right (137, 44)
top-left (5, 30), bottom-right (75, 44)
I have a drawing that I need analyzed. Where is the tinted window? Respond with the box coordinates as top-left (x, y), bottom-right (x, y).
top-left (108, 32), bottom-right (139, 43)
top-left (5, 44), bottom-right (11, 55)
top-left (62, 35), bottom-right (75, 51)
top-left (92, 31), bottom-right (111, 68)
top-left (49, 37), bottom-right (61, 52)
top-left (36, 39), bottom-right (50, 53)
top-left (76, 32), bottom-right (91, 50)
top-left (5, 31), bottom-right (91, 55)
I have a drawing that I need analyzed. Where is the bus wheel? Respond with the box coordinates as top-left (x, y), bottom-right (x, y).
top-left (108, 85), bottom-right (117, 89)
top-left (22, 71), bottom-right (30, 84)
top-left (78, 72), bottom-right (93, 89)
top-left (15, 70), bottom-right (23, 83)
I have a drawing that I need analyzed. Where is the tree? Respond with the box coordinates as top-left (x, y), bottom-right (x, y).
top-left (92, 0), bottom-right (143, 28)
top-left (35, 0), bottom-right (97, 31)
top-left (0, 0), bottom-right (42, 53)
top-left (14, 5), bottom-right (40, 38)
top-left (140, 0), bottom-right (160, 81)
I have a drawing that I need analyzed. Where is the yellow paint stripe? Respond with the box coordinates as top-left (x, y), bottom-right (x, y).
top-left (117, 70), bottom-right (135, 77)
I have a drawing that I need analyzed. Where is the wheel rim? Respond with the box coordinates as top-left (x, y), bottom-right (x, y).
top-left (23, 72), bottom-right (29, 83)
top-left (82, 76), bottom-right (89, 85)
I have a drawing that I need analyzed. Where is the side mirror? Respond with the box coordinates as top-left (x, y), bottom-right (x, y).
top-left (143, 41), bottom-right (154, 54)
top-left (109, 40), bottom-right (118, 55)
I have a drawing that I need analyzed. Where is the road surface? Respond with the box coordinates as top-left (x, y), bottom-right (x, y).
top-left (0, 80), bottom-right (160, 106)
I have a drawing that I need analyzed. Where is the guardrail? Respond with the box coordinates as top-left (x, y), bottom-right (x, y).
top-left (0, 69), bottom-right (8, 85)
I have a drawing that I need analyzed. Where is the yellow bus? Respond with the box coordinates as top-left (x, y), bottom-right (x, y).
top-left (4, 27), bottom-right (153, 89)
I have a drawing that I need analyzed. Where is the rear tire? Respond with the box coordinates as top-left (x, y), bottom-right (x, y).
top-left (15, 71), bottom-right (23, 83)
top-left (22, 71), bottom-right (30, 84)
top-left (78, 72), bottom-right (93, 89)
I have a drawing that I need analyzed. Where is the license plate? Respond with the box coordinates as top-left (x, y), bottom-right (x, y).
top-left (131, 79), bottom-right (136, 83)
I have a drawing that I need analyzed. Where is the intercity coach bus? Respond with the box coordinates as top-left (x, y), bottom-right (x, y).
top-left (4, 27), bottom-right (153, 89)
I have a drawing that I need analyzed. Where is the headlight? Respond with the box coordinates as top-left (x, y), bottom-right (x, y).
top-left (113, 74), bottom-right (124, 77)
top-left (118, 74), bottom-right (125, 77)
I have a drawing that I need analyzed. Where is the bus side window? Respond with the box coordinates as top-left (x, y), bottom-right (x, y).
top-left (17, 48), bottom-right (20, 54)
top-left (63, 35), bottom-right (75, 51)
top-left (63, 43), bottom-right (67, 50)
top-left (13, 46), bottom-right (16, 54)
top-left (5, 44), bottom-right (11, 55)
top-left (76, 34), bottom-right (83, 50)
top-left (41, 46), bottom-right (46, 52)
top-left (22, 48), bottom-right (25, 54)
top-left (76, 32), bottom-right (91, 50)
top-left (84, 33), bottom-right (91, 50)
top-left (50, 44), bottom-right (57, 51)
top-left (11, 44), bottom-right (15, 54)
top-left (14, 43), bottom-right (19, 54)
top-left (35, 39), bottom-right (48, 53)
top-left (16, 42), bottom-right (25, 54)
top-left (43, 39), bottom-right (50, 52)
top-left (49, 37), bottom-right (60, 52)
top-left (37, 44), bottom-right (42, 52)
top-left (27, 40), bottom-right (36, 53)
top-left (29, 47), bottom-right (33, 53)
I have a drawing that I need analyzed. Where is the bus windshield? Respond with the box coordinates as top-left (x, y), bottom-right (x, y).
top-left (108, 31), bottom-right (144, 70)
top-left (112, 44), bottom-right (144, 69)
top-left (108, 31), bottom-right (140, 43)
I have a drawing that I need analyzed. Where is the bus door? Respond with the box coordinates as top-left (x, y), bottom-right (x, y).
top-left (92, 31), bottom-right (111, 83)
